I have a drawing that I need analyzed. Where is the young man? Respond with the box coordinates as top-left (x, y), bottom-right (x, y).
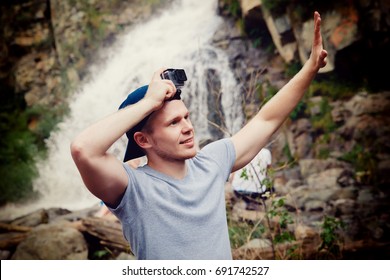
top-left (71, 11), bottom-right (327, 259)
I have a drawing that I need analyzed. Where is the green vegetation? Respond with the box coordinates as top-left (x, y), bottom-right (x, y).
top-left (282, 142), bottom-right (296, 166)
top-left (226, 176), bottom-right (346, 259)
top-left (0, 108), bottom-right (38, 204)
top-left (219, 0), bottom-right (241, 18)
top-left (314, 133), bottom-right (332, 159)
top-left (262, 0), bottom-right (290, 16)
top-left (310, 98), bottom-right (336, 134)
top-left (26, 105), bottom-right (69, 150)
top-left (318, 215), bottom-right (345, 259)
top-left (339, 144), bottom-right (377, 185)
top-left (268, 197), bottom-right (296, 243)
top-left (263, 0), bottom-right (335, 19)
top-left (290, 101), bottom-right (306, 120)
top-left (227, 161), bottom-right (336, 260)
top-left (285, 61), bottom-right (301, 78)
top-left (309, 78), bottom-right (358, 101)
top-left (0, 98), bottom-right (67, 205)
top-left (91, 248), bottom-right (113, 260)
top-left (228, 216), bottom-right (266, 249)
top-left (260, 84), bottom-right (278, 106)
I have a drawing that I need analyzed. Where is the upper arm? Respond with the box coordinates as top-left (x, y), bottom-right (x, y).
top-left (231, 116), bottom-right (277, 172)
top-left (70, 141), bottom-right (128, 208)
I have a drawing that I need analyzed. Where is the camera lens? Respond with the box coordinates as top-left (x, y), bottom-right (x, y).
top-left (175, 70), bottom-right (187, 82)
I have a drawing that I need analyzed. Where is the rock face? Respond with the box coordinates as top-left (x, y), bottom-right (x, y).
top-left (11, 222), bottom-right (88, 260)
top-left (0, 0), bottom-right (169, 109)
top-left (237, 0), bottom-right (390, 88)
top-left (1, 0), bottom-right (60, 108)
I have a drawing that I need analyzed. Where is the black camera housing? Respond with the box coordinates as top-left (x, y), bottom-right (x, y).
top-left (161, 69), bottom-right (187, 89)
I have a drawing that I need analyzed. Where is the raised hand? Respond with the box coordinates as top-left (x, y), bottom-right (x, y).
top-left (310, 11), bottom-right (328, 71)
top-left (144, 68), bottom-right (177, 110)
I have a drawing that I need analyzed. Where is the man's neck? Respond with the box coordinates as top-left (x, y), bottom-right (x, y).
top-left (147, 157), bottom-right (188, 180)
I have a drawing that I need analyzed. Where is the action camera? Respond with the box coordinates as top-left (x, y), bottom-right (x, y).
top-left (161, 69), bottom-right (187, 89)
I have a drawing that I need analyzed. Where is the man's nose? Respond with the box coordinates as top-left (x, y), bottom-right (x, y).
top-left (182, 119), bottom-right (193, 133)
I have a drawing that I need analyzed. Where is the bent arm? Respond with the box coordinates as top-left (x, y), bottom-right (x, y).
top-left (70, 70), bottom-right (176, 207)
top-left (71, 98), bottom-right (157, 207)
top-left (231, 11), bottom-right (327, 171)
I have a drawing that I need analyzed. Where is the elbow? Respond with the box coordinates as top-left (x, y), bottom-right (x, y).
top-left (70, 138), bottom-right (89, 164)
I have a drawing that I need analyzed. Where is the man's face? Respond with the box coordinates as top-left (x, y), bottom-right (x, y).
top-left (144, 100), bottom-right (197, 161)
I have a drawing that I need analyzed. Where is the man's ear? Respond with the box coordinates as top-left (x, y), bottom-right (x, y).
top-left (134, 131), bottom-right (152, 149)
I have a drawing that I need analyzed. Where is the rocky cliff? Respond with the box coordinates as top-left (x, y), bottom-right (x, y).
top-left (228, 0), bottom-right (390, 89)
top-left (1, 0), bottom-right (171, 108)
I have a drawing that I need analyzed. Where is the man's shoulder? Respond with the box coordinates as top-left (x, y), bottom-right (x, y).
top-left (200, 138), bottom-right (233, 152)
top-left (195, 138), bottom-right (235, 174)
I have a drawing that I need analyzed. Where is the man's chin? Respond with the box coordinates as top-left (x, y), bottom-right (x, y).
top-left (183, 149), bottom-right (197, 160)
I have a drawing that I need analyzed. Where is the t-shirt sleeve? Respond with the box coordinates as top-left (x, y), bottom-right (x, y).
top-left (200, 138), bottom-right (236, 181)
top-left (107, 163), bottom-right (145, 224)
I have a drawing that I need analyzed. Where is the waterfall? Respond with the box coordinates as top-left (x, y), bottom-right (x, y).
top-left (0, 0), bottom-right (243, 220)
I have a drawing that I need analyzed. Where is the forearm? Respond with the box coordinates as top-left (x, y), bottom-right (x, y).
top-left (256, 61), bottom-right (317, 125)
top-left (231, 62), bottom-right (318, 171)
top-left (258, 11), bottom-right (326, 126)
top-left (71, 98), bottom-right (155, 159)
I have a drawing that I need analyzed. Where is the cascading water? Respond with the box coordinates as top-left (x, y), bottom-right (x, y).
top-left (0, 0), bottom-right (244, 220)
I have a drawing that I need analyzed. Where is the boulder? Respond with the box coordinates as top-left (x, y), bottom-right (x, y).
top-left (11, 222), bottom-right (88, 260)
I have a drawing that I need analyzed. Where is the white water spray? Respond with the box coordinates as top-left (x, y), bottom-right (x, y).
top-left (0, 0), bottom-right (243, 220)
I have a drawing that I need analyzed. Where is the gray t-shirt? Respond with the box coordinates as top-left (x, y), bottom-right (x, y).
top-left (109, 138), bottom-right (236, 259)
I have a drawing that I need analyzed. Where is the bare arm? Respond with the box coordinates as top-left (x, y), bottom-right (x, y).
top-left (231, 11), bottom-right (328, 171)
top-left (70, 69), bottom-right (176, 207)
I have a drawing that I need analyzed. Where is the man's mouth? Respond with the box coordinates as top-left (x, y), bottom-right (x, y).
top-left (180, 138), bottom-right (193, 144)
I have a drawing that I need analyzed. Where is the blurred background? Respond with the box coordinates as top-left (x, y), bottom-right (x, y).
top-left (0, 0), bottom-right (389, 260)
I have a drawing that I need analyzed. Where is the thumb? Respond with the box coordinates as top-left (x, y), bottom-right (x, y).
top-left (151, 68), bottom-right (166, 81)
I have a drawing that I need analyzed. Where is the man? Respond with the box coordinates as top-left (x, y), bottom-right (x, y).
top-left (70, 11), bottom-right (327, 259)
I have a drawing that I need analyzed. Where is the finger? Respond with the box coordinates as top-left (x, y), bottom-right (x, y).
top-left (314, 13), bottom-right (321, 34)
top-left (160, 79), bottom-right (176, 90)
top-left (319, 50), bottom-right (328, 67)
top-left (314, 11), bottom-right (320, 20)
top-left (320, 50), bottom-right (328, 60)
top-left (313, 11), bottom-right (322, 46)
top-left (151, 68), bottom-right (167, 81)
top-left (163, 80), bottom-right (177, 98)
